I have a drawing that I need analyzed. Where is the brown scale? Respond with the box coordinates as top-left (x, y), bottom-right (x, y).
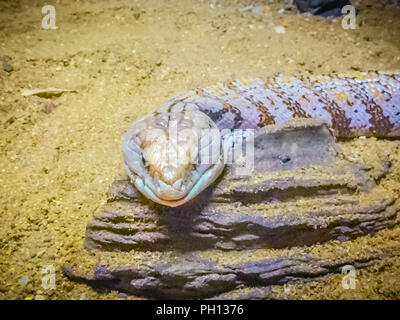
top-left (347, 78), bottom-right (394, 136)
top-left (365, 83), bottom-right (394, 136)
top-left (273, 85), bottom-right (309, 119)
top-left (224, 80), bottom-right (237, 91)
top-left (316, 95), bottom-right (353, 138)
top-left (195, 87), bottom-right (245, 128)
top-left (226, 79), bottom-right (277, 128)
top-left (254, 101), bottom-right (276, 127)
top-left (239, 95), bottom-right (276, 128)
top-left (365, 100), bottom-right (393, 136)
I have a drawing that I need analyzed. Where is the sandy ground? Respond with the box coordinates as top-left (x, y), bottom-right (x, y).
top-left (0, 0), bottom-right (400, 299)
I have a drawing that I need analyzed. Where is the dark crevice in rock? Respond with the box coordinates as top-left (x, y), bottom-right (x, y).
top-left (214, 182), bottom-right (357, 204)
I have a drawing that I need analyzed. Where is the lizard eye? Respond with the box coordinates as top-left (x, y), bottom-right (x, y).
top-left (155, 119), bottom-right (168, 128)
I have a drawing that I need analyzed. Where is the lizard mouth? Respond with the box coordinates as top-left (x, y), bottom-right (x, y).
top-left (125, 157), bottom-right (224, 207)
top-left (122, 110), bottom-right (224, 207)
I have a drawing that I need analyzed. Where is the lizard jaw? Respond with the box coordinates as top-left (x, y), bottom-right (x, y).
top-left (126, 156), bottom-right (224, 207)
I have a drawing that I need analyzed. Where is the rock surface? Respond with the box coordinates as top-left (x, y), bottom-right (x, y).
top-left (85, 137), bottom-right (396, 252)
top-left (65, 119), bottom-right (400, 299)
top-left (252, 118), bottom-right (337, 172)
top-left (63, 246), bottom-right (400, 299)
top-left (85, 172), bottom-right (397, 252)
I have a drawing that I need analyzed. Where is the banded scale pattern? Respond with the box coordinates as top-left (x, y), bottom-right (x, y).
top-left (156, 73), bottom-right (400, 138)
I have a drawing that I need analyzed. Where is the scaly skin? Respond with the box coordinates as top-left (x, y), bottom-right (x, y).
top-left (123, 73), bottom-right (400, 207)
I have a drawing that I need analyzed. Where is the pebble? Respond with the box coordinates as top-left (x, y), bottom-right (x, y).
top-left (274, 26), bottom-right (286, 34)
top-left (19, 275), bottom-right (29, 286)
top-left (251, 6), bottom-right (263, 14)
top-left (2, 60), bottom-right (13, 73)
top-left (239, 5), bottom-right (253, 13)
top-left (239, 5), bottom-right (264, 14)
top-left (42, 100), bottom-right (57, 114)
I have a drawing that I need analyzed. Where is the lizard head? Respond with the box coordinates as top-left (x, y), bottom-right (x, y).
top-left (123, 110), bottom-right (224, 207)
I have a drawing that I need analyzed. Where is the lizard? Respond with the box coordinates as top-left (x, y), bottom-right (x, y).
top-left (123, 72), bottom-right (400, 207)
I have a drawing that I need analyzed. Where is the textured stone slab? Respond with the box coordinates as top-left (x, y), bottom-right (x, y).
top-left (85, 156), bottom-right (396, 252)
top-left (63, 247), bottom-right (400, 299)
top-left (252, 118), bottom-right (337, 172)
top-left (85, 131), bottom-right (397, 252)
top-left (74, 119), bottom-right (400, 300)
top-left (87, 120), bottom-right (397, 253)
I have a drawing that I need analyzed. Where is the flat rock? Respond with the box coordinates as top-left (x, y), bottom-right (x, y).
top-left (252, 118), bottom-right (337, 172)
top-left (65, 119), bottom-right (400, 299)
top-left (85, 157), bottom-right (396, 251)
top-left (85, 120), bottom-right (397, 252)
top-left (63, 246), bottom-right (400, 299)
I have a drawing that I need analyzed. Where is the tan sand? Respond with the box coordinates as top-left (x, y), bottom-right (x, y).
top-left (0, 0), bottom-right (400, 299)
